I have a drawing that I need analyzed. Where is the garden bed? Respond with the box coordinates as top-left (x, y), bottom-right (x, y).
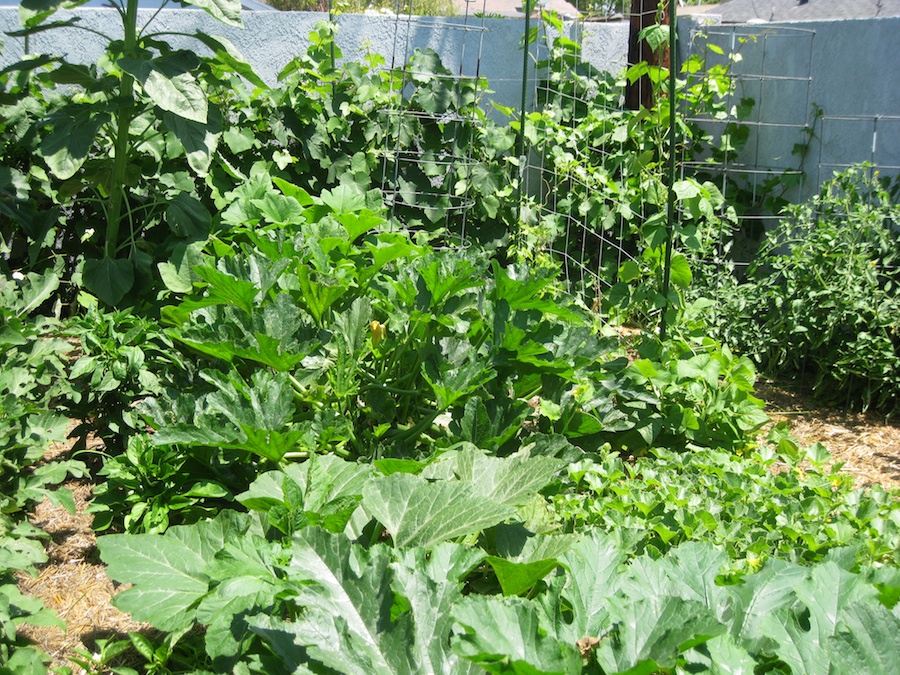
top-left (16, 379), bottom-right (900, 672)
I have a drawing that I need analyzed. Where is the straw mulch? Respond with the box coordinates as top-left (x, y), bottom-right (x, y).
top-left (15, 379), bottom-right (900, 671)
top-left (756, 378), bottom-right (900, 491)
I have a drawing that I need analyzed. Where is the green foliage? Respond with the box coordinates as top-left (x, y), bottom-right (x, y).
top-left (0, 271), bottom-right (87, 674)
top-left (551, 439), bottom-right (900, 571)
top-left (515, 30), bottom-right (739, 326)
top-left (696, 165), bottom-right (900, 413)
top-left (98, 500), bottom-right (900, 674)
top-left (2, 0), bottom-right (252, 305)
top-left (59, 306), bottom-right (189, 452)
top-left (5, 16), bottom-right (900, 675)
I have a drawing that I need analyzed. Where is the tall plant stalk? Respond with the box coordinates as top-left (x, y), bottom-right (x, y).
top-left (105, 0), bottom-right (139, 259)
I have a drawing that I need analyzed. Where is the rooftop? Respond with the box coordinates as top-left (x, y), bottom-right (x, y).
top-left (711, 0), bottom-right (900, 23)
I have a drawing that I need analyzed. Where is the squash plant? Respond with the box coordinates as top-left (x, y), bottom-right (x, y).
top-left (6, 0), bottom-right (260, 306)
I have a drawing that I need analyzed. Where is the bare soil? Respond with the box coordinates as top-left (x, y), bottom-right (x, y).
top-left (15, 379), bottom-right (900, 672)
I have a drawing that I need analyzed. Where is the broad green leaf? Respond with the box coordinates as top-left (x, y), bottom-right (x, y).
top-left (669, 253), bottom-right (692, 288)
top-left (362, 473), bottom-right (516, 549)
top-left (296, 266), bottom-right (346, 325)
top-left (673, 180), bottom-right (701, 201)
top-left (485, 556), bottom-right (559, 596)
top-left (452, 595), bottom-right (582, 674)
top-left (165, 109), bottom-right (221, 176)
top-left (120, 58), bottom-right (208, 123)
top-left (828, 603), bottom-right (900, 675)
top-left (490, 260), bottom-right (582, 322)
top-left (238, 455), bottom-right (373, 518)
top-left (422, 357), bottom-right (495, 410)
top-left (82, 256), bottom-right (134, 306)
top-left (39, 107), bottom-right (106, 179)
top-left (729, 559), bottom-right (808, 652)
top-left (683, 634), bottom-right (758, 674)
top-left (551, 531), bottom-right (626, 640)
top-left (272, 177), bottom-right (315, 205)
top-left (193, 32), bottom-right (263, 86)
top-left (250, 528), bottom-right (408, 674)
top-left (392, 543), bottom-right (486, 674)
top-left (450, 447), bottom-right (565, 507)
top-left (795, 562), bottom-right (879, 638)
top-left (157, 241), bottom-right (205, 294)
top-left (638, 24), bottom-right (669, 51)
top-left (765, 563), bottom-right (885, 675)
top-left (15, 270), bottom-right (59, 318)
top-left (165, 193), bottom-right (211, 240)
top-left (595, 594), bottom-right (725, 673)
top-left (661, 542), bottom-right (729, 620)
top-left (320, 183), bottom-right (367, 213)
top-left (252, 192), bottom-right (306, 225)
top-left (195, 535), bottom-right (286, 665)
top-left (182, 0), bottom-right (243, 27)
top-left (98, 512), bottom-right (251, 632)
top-left (618, 259), bottom-right (642, 283)
top-left (194, 265), bottom-right (258, 313)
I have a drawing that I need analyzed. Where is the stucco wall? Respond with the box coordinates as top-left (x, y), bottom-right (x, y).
top-left (0, 8), bottom-right (618, 113)
top-left (1, 7), bottom-right (897, 198)
top-left (679, 15), bottom-right (900, 201)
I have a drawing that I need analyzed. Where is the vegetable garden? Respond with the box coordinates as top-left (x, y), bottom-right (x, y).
top-left (2, 0), bottom-right (900, 672)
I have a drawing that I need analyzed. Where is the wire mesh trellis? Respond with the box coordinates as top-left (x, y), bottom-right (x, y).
top-left (316, 3), bottom-right (896, 333)
top-left (375, 0), bottom-right (495, 246)
top-left (679, 23), bottom-right (815, 278)
top-left (816, 114), bottom-right (900, 188)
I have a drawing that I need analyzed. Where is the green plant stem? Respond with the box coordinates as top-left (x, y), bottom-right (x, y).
top-left (104, 0), bottom-right (139, 259)
top-left (660, 0), bottom-right (678, 340)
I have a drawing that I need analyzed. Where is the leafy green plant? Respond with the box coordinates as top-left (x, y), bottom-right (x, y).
top-left (4, 0), bottom-right (262, 305)
top-left (551, 437), bottom-right (900, 572)
top-left (238, 24), bottom-right (516, 244)
top-left (697, 164), bottom-right (900, 413)
top-left (97, 488), bottom-right (900, 674)
top-left (515, 18), bottom-right (739, 327)
top-left (59, 305), bottom-right (189, 453)
top-left (0, 270), bottom-right (88, 675)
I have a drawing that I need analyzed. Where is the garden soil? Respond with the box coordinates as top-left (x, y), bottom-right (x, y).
top-left (16, 380), bottom-right (900, 672)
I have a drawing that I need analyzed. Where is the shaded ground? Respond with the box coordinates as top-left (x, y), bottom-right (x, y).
top-left (15, 378), bottom-right (900, 672)
top-left (756, 378), bottom-right (900, 491)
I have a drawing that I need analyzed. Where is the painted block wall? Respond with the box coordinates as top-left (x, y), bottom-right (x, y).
top-left (0, 9), bottom-right (621, 112)
top-left (1, 7), bottom-right (898, 200)
top-left (679, 15), bottom-right (900, 201)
